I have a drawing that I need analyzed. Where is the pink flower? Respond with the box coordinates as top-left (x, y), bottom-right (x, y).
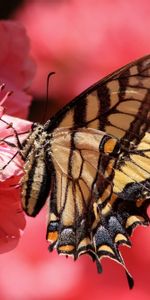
top-left (0, 1), bottom-right (148, 299)
top-left (0, 20), bottom-right (36, 118)
top-left (0, 92), bottom-right (31, 253)
top-left (0, 209), bottom-right (83, 299)
top-left (0, 19), bottom-right (35, 254)
top-left (0, 112), bottom-right (31, 254)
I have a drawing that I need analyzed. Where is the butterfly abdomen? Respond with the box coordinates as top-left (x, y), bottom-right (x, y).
top-left (21, 125), bottom-right (51, 217)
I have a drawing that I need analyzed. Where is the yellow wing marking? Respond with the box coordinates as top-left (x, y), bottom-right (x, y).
top-left (48, 213), bottom-right (58, 222)
top-left (108, 113), bottom-right (135, 131)
top-left (93, 202), bottom-right (99, 220)
top-left (74, 128), bottom-right (105, 151)
top-left (74, 183), bottom-right (86, 216)
top-left (78, 238), bottom-right (92, 249)
top-left (137, 132), bottom-right (150, 153)
top-left (71, 150), bottom-right (83, 179)
top-left (56, 173), bottom-right (68, 213)
top-left (106, 80), bottom-right (120, 107)
top-left (124, 87), bottom-right (147, 101)
top-left (98, 245), bottom-right (115, 256)
top-left (101, 194), bottom-right (117, 216)
top-left (81, 149), bottom-right (100, 166)
top-left (58, 109), bottom-right (74, 128)
top-left (131, 155), bottom-right (150, 174)
top-left (86, 91), bottom-right (100, 122)
top-left (121, 160), bottom-right (149, 182)
top-left (81, 160), bottom-right (97, 190)
top-left (117, 100), bottom-right (141, 115)
top-left (61, 181), bottom-right (75, 226)
top-left (78, 179), bottom-right (91, 206)
top-left (88, 119), bottom-right (99, 129)
top-left (129, 76), bottom-right (150, 88)
top-left (113, 171), bottom-right (134, 193)
top-left (126, 215), bottom-right (145, 229)
top-left (105, 125), bottom-right (125, 139)
top-left (52, 145), bottom-right (70, 175)
top-left (114, 233), bottom-right (128, 244)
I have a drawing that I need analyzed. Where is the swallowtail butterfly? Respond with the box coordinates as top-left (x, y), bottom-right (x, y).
top-left (14, 55), bottom-right (150, 288)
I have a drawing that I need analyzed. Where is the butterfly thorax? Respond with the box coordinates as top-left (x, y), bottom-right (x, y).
top-left (21, 123), bottom-right (46, 158)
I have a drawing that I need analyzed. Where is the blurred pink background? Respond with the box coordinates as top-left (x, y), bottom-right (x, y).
top-left (0, 0), bottom-right (150, 299)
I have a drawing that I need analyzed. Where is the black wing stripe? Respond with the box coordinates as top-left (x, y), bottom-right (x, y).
top-left (73, 97), bottom-right (87, 127)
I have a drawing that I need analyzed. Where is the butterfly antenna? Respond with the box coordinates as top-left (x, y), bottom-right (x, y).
top-left (42, 72), bottom-right (56, 124)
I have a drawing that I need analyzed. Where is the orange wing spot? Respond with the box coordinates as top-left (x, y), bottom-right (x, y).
top-left (104, 138), bottom-right (117, 153)
top-left (47, 231), bottom-right (58, 242)
top-left (49, 213), bottom-right (58, 222)
top-left (78, 237), bottom-right (91, 249)
top-left (93, 202), bottom-right (99, 219)
top-left (58, 245), bottom-right (75, 252)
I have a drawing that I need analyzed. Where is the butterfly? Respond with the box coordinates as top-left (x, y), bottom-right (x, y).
top-left (13, 55), bottom-right (150, 288)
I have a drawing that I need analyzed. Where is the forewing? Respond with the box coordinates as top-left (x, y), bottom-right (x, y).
top-left (46, 55), bottom-right (150, 144)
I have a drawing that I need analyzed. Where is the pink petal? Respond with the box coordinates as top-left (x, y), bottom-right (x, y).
top-left (0, 176), bottom-right (25, 254)
top-left (0, 114), bottom-right (32, 253)
top-left (0, 20), bottom-right (36, 118)
top-left (15, 1), bottom-right (150, 104)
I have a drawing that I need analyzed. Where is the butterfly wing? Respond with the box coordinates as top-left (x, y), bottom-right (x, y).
top-left (22, 55), bottom-right (150, 286)
top-left (46, 54), bottom-right (150, 233)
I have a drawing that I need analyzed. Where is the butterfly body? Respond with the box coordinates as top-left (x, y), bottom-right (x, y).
top-left (20, 55), bottom-right (150, 287)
